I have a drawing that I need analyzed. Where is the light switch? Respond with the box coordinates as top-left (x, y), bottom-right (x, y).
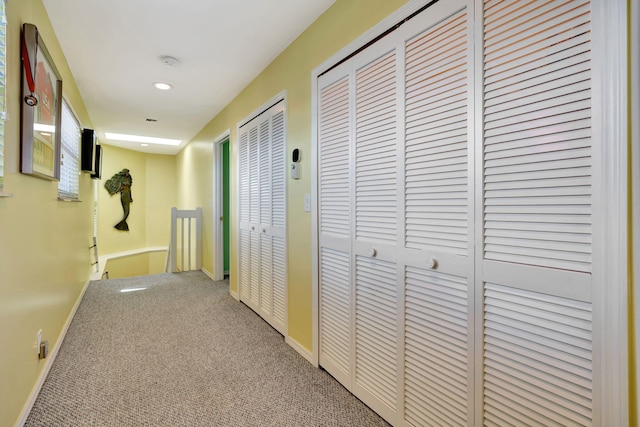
top-left (304, 194), bottom-right (311, 212)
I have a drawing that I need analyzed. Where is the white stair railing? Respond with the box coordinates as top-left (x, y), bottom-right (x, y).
top-left (169, 207), bottom-right (203, 273)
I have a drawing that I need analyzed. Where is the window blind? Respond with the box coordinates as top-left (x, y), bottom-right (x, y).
top-left (58, 99), bottom-right (81, 199)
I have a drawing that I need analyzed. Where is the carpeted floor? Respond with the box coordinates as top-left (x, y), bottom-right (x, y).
top-left (25, 272), bottom-right (389, 426)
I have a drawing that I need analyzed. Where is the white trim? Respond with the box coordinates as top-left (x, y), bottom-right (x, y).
top-left (213, 130), bottom-right (230, 282)
top-left (91, 246), bottom-right (168, 280)
top-left (229, 289), bottom-right (239, 301)
top-left (238, 90), bottom-right (287, 129)
top-left (590, 0), bottom-right (629, 424)
top-left (15, 279), bottom-right (91, 427)
top-left (285, 336), bottom-right (315, 366)
top-left (311, 1), bottom-right (434, 79)
top-left (631, 0), bottom-right (640, 418)
top-left (201, 267), bottom-right (215, 281)
top-left (310, 59), bottom-right (319, 367)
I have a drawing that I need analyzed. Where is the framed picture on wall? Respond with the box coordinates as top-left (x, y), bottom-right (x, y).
top-left (20, 23), bottom-right (63, 181)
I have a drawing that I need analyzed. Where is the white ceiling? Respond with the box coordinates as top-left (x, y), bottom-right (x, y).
top-left (41, 0), bottom-right (336, 155)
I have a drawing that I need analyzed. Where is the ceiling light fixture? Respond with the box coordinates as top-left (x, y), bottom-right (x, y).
top-left (160, 56), bottom-right (179, 67)
top-left (153, 82), bottom-right (173, 91)
top-left (140, 143), bottom-right (149, 147)
top-left (105, 132), bottom-right (181, 146)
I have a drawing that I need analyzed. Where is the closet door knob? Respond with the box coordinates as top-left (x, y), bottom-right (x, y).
top-left (369, 248), bottom-right (377, 257)
top-left (426, 258), bottom-right (437, 269)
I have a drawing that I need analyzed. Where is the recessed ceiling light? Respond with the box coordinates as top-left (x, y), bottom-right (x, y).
top-left (105, 132), bottom-right (181, 146)
top-left (140, 143), bottom-right (149, 147)
top-left (153, 82), bottom-right (173, 91)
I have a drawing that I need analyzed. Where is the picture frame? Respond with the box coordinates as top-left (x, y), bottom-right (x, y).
top-left (20, 23), bottom-right (62, 181)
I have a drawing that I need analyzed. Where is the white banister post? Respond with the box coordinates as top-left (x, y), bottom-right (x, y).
top-left (196, 207), bottom-right (202, 270)
top-left (170, 207), bottom-right (177, 273)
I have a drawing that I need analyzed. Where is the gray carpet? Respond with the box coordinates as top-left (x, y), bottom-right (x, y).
top-left (25, 272), bottom-right (389, 426)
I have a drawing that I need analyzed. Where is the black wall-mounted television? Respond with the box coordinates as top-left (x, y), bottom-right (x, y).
top-left (81, 128), bottom-right (97, 173)
top-left (91, 145), bottom-right (103, 179)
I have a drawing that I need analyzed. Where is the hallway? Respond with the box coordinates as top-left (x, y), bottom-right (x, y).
top-left (25, 272), bottom-right (387, 426)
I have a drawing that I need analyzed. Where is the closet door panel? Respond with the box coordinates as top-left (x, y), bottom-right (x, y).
top-left (404, 8), bottom-right (469, 256)
top-left (246, 124), bottom-right (261, 310)
top-left (238, 129), bottom-right (251, 303)
top-left (354, 49), bottom-right (398, 246)
top-left (401, 6), bottom-right (472, 425)
top-left (354, 255), bottom-right (398, 412)
top-left (318, 70), bottom-right (353, 386)
top-left (249, 228), bottom-right (260, 308)
top-left (404, 266), bottom-right (469, 426)
top-left (239, 228), bottom-right (250, 302)
top-left (271, 108), bottom-right (286, 232)
top-left (259, 234), bottom-right (273, 317)
top-left (482, 0), bottom-right (592, 274)
top-left (271, 235), bottom-right (287, 331)
top-left (319, 247), bottom-right (351, 385)
top-left (480, 1), bottom-right (594, 424)
top-left (318, 76), bottom-right (351, 241)
top-left (258, 116), bottom-right (272, 317)
top-left (483, 284), bottom-right (593, 426)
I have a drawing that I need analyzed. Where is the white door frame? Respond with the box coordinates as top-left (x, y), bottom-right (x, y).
top-left (213, 130), bottom-right (230, 282)
top-left (632, 0), bottom-right (640, 417)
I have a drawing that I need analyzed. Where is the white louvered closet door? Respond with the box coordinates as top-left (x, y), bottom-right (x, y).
top-left (352, 36), bottom-right (400, 421)
top-left (238, 100), bottom-right (287, 335)
top-left (479, 1), bottom-right (594, 425)
top-left (239, 130), bottom-right (251, 303)
top-left (318, 67), bottom-right (353, 388)
top-left (318, 1), bottom-right (473, 425)
top-left (401, 5), bottom-right (473, 426)
top-left (268, 106), bottom-right (287, 333)
top-left (318, 0), bottom-right (601, 425)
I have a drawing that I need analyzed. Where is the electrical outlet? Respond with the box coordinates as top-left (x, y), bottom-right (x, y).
top-left (36, 329), bottom-right (42, 355)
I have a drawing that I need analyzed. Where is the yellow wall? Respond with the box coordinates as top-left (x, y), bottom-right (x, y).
top-left (98, 144), bottom-right (176, 258)
top-left (0, 1), bottom-right (94, 426)
top-left (176, 0), bottom-right (408, 352)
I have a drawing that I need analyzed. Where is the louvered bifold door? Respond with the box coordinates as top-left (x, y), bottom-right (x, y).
top-left (479, 1), bottom-right (594, 425)
top-left (318, 66), bottom-right (353, 388)
top-left (400, 3), bottom-right (473, 426)
top-left (248, 124), bottom-right (261, 310)
top-left (238, 127), bottom-right (251, 303)
top-left (351, 34), bottom-right (401, 423)
top-left (258, 115), bottom-right (274, 322)
top-left (266, 102), bottom-right (287, 334)
top-left (238, 101), bottom-right (288, 335)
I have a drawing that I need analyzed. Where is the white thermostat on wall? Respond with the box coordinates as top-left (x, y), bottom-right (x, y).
top-left (291, 148), bottom-right (301, 179)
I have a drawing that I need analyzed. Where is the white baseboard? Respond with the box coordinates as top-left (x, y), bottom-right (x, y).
top-left (201, 267), bottom-right (215, 280)
top-left (229, 289), bottom-right (239, 300)
top-left (15, 278), bottom-right (91, 427)
top-left (285, 336), bottom-right (316, 367)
